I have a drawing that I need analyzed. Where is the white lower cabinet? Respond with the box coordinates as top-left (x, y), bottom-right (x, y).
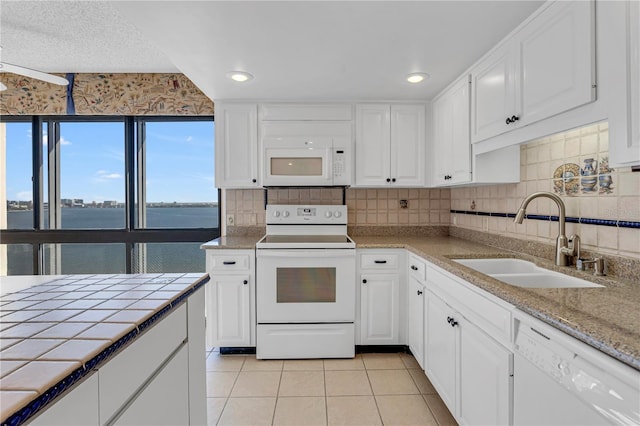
top-left (113, 345), bottom-right (190, 426)
top-left (358, 249), bottom-right (404, 345)
top-left (360, 272), bottom-right (400, 345)
top-left (408, 276), bottom-right (426, 368)
top-left (207, 274), bottom-right (251, 347)
top-left (425, 288), bottom-right (513, 425)
top-left (205, 249), bottom-right (255, 347)
top-left (458, 314), bottom-right (512, 426)
top-left (408, 253), bottom-right (427, 368)
top-left (29, 374), bottom-right (99, 426)
top-left (423, 263), bottom-right (513, 426)
top-left (425, 289), bottom-right (458, 410)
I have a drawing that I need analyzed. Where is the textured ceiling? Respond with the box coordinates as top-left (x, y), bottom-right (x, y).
top-left (1, 1), bottom-right (545, 101)
top-left (0, 1), bottom-right (177, 73)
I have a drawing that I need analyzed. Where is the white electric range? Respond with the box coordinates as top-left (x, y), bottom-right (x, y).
top-left (255, 204), bottom-right (356, 359)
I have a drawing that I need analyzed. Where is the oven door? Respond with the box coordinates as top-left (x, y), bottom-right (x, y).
top-left (256, 249), bottom-right (355, 323)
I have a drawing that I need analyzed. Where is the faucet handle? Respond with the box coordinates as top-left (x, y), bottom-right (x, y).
top-left (561, 234), bottom-right (580, 260)
top-left (568, 235), bottom-right (580, 259)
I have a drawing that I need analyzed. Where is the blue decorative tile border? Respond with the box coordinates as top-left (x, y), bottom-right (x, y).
top-left (2, 276), bottom-right (209, 426)
top-left (450, 210), bottom-right (640, 229)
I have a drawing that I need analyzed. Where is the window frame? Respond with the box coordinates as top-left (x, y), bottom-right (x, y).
top-left (1, 115), bottom-right (219, 274)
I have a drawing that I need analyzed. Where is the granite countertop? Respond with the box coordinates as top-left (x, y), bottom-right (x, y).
top-left (201, 235), bottom-right (262, 250)
top-left (202, 233), bottom-right (639, 370)
top-left (0, 272), bottom-right (209, 424)
top-left (354, 235), bottom-right (640, 371)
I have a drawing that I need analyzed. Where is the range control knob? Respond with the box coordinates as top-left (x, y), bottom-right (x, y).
top-left (273, 211), bottom-right (281, 217)
top-left (334, 211), bottom-right (342, 218)
top-left (325, 211), bottom-right (333, 218)
top-left (283, 211), bottom-right (290, 218)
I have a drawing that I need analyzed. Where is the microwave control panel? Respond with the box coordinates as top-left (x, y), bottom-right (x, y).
top-left (332, 143), bottom-right (351, 186)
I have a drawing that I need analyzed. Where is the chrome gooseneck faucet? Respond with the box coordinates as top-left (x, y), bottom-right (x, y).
top-left (514, 191), bottom-right (578, 266)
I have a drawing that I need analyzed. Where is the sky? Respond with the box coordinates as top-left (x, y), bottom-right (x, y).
top-left (5, 120), bottom-right (216, 204)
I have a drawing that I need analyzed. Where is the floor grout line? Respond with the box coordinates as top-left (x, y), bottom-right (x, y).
top-left (209, 351), bottom-right (455, 426)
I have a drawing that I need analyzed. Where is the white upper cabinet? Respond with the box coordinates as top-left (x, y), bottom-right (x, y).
top-left (471, 42), bottom-right (518, 143)
top-left (215, 103), bottom-right (259, 188)
top-left (629, 0), bottom-right (640, 163)
top-left (471, 0), bottom-right (596, 144)
top-left (518, 0), bottom-right (595, 124)
top-left (611, 0), bottom-right (640, 165)
top-left (433, 75), bottom-right (472, 186)
top-left (355, 104), bottom-right (426, 187)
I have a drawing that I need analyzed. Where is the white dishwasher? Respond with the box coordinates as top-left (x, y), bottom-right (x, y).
top-left (513, 310), bottom-right (640, 426)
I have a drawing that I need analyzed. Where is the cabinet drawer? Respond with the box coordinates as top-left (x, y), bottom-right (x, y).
top-left (360, 253), bottom-right (401, 270)
top-left (408, 254), bottom-right (427, 282)
top-left (427, 266), bottom-right (511, 343)
top-left (206, 252), bottom-right (252, 272)
top-left (99, 304), bottom-right (187, 424)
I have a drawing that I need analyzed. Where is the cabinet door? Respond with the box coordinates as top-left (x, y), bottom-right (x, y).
top-left (207, 274), bottom-right (251, 346)
top-left (391, 104), bottom-right (425, 186)
top-left (450, 78), bottom-right (472, 184)
top-left (30, 374), bottom-right (99, 426)
top-left (433, 77), bottom-right (471, 185)
top-left (459, 317), bottom-right (513, 426)
top-left (471, 41), bottom-right (518, 143)
top-left (518, 0), bottom-right (595, 126)
top-left (424, 290), bottom-right (457, 413)
top-left (620, 0), bottom-right (640, 165)
top-left (215, 103), bottom-right (259, 188)
top-left (355, 104), bottom-right (391, 186)
top-left (432, 91), bottom-right (453, 185)
top-left (408, 276), bottom-right (425, 368)
top-left (360, 273), bottom-right (399, 344)
top-left (113, 345), bottom-right (189, 426)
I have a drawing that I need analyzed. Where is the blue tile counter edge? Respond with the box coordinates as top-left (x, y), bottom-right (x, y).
top-left (450, 210), bottom-right (640, 229)
top-left (1, 275), bottom-right (209, 426)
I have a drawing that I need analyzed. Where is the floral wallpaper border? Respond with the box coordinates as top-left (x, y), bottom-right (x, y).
top-left (0, 72), bottom-right (214, 116)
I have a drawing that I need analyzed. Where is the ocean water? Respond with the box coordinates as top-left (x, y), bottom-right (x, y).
top-left (5, 207), bottom-right (219, 275)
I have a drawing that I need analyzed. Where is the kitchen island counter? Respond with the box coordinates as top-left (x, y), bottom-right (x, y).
top-left (0, 272), bottom-right (209, 425)
top-left (353, 235), bottom-right (640, 371)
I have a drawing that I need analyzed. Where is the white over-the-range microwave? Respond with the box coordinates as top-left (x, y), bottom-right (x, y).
top-left (260, 122), bottom-right (352, 186)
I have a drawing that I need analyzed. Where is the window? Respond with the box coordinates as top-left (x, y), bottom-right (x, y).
top-left (1, 116), bottom-right (218, 275)
top-left (2, 121), bottom-right (33, 230)
top-left (58, 121), bottom-right (126, 229)
top-left (142, 120), bottom-right (216, 229)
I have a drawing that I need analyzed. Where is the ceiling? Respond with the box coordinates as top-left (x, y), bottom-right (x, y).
top-left (1, 1), bottom-right (544, 101)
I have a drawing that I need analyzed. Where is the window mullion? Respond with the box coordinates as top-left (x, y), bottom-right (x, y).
top-left (48, 121), bottom-right (62, 274)
top-left (136, 120), bottom-right (147, 273)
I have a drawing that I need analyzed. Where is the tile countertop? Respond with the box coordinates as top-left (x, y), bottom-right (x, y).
top-left (202, 234), bottom-right (640, 371)
top-left (0, 272), bottom-right (209, 424)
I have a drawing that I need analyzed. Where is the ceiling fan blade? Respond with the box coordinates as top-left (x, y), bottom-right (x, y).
top-left (0, 81), bottom-right (7, 91)
top-left (0, 62), bottom-right (69, 86)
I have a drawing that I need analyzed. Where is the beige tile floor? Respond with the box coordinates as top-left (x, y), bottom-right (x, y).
top-left (206, 348), bottom-right (458, 426)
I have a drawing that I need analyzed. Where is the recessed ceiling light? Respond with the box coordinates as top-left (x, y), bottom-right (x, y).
top-left (226, 71), bottom-right (253, 82)
top-left (406, 73), bottom-right (430, 84)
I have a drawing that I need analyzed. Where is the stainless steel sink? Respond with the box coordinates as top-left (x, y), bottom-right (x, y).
top-left (452, 258), bottom-right (604, 289)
